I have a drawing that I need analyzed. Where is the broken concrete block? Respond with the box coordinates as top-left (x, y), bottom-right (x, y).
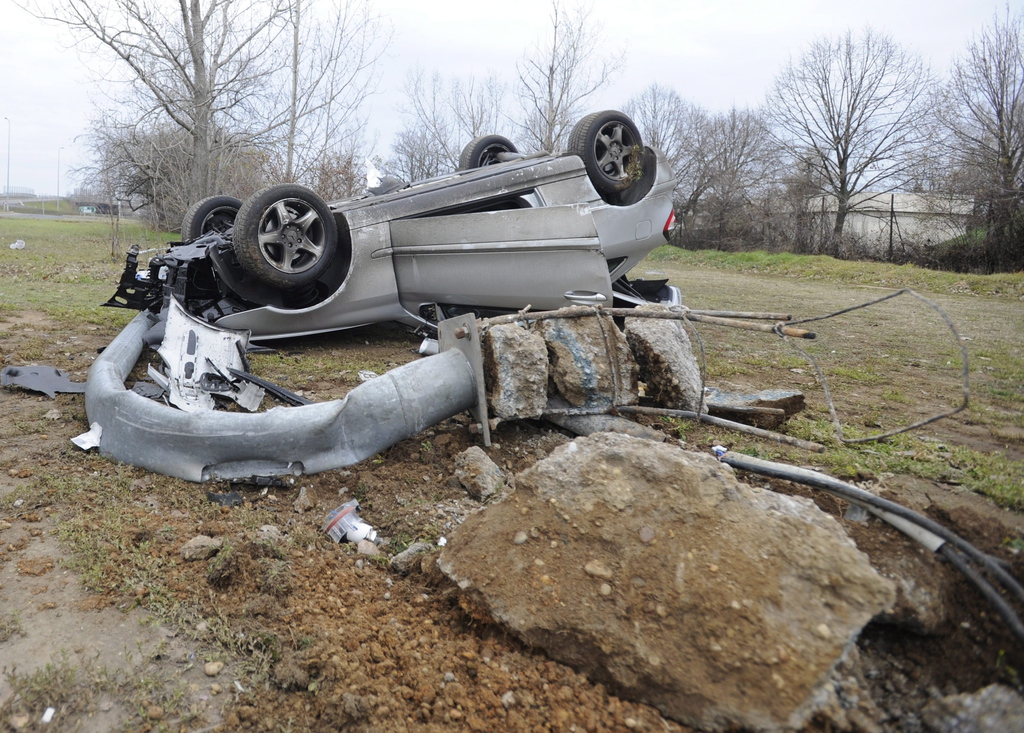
top-left (293, 486), bottom-right (314, 513)
top-left (454, 446), bottom-right (505, 501)
top-left (810, 646), bottom-right (885, 732)
top-left (624, 305), bottom-right (703, 412)
top-left (704, 387), bottom-right (805, 428)
top-left (390, 542), bottom-right (434, 574)
top-left (922, 684), bottom-right (1024, 733)
top-left (257, 525), bottom-right (284, 544)
top-left (538, 308), bottom-right (637, 408)
top-left (483, 324), bottom-right (548, 419)
top-left (180, 535), bottom-right (223, 561)
top-left (438, 433), bottom-right (895, 732)
top-left (545, 412), bottom-right (666, 442)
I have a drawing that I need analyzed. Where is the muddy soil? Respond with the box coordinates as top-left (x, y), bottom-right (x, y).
top-left (1, 280), bottom-right (1022, 732)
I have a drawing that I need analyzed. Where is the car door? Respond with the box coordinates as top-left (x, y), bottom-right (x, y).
top-left (389, 202), bottom-right (612, 316)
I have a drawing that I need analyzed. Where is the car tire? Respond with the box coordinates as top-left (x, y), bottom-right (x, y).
top-left (568, 111), bottom-right (644, 196)
top-left (458, 135), bottom-right (518, 170)
top-left (233, 184), bottom-right (338, 289)
top-left (180, 195), bottom-right (243, 240)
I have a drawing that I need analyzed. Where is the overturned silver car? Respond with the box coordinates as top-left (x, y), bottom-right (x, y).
top-left (106, 111), bottom-right (680, 339)
top-left (84, 111), bottom-right (682, 482)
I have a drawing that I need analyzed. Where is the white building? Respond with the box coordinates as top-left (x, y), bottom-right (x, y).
top-left (810, 191), bottom-right (973, 254)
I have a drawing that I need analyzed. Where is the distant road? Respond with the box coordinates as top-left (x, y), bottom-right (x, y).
top-left (0, 211), bottom-right (119, 222)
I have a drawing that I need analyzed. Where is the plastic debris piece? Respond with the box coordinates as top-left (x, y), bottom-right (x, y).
top-left (365, 158), bottom-right (382, 188)
top-left (42, 707), bottom-right (55, 723)
top-left (131, 381), bottom-right (166, 399)
top-left (206, 491), bottom-right (243, 507)
top-left (843, 504), bottom-right (871, 523)
top-left (437, 536), bottom-right (448, 547)
top-left (229, 476), bottom-right (287, 488)
top-left (712, 445), bottom-right (728, 458)
top-left (72, 423), bottom-right (103, 450)
top-left (323, 500), bottom-right (378, 543)
top-left (357, 370), bottom-right (379, 382)
top-left (228, 368), bottom-right (311, 406)
top-left (9, 239), bottom-right (25, 250)
top-left (2, 365), bottom-right (86, 398)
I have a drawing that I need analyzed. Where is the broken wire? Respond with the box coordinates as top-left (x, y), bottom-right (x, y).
top-left (483, 290), bottom-right (968, 446)
top-left (777, 288), bottom-right (970, 444)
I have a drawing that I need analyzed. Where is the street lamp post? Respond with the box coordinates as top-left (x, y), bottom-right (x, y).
top-left (3, 117), bottom-right (9, 213)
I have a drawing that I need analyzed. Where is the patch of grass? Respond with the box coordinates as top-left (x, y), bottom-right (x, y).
top-left (659, 416), bottom-right (693, 441)
top-left (0, 610), bottom-right (24, 642)
top-left (732, 414), bottom-right (1024, 508)
top-left (881, 388), bottom-right (911, 404)
top-left (829, 365), bottom-right (887, 385)
top-left (952, 447), bottom-right (1024, 509)
top-left (0, 217), bottom-right (174, 316)
top-left (644, 246), bottom-right (1024, 298)
top-left (206, 541), bottom-right (237, 587)
top-left (0, 653), bottom-right (120, 729)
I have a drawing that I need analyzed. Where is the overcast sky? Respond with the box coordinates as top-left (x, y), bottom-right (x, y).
top-left (0, 0), bottom-right (1019, 196)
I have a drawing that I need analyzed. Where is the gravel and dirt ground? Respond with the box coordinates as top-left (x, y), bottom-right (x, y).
top-left (1, 263), bottom-right (1022, 732)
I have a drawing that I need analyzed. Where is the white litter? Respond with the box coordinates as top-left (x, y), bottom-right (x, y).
top-left (9, 239), bottom-right (25, 250)
top-left (365, 158), bottom-right (382, 189)
top-left (71, 422), bottom-right (103, 450)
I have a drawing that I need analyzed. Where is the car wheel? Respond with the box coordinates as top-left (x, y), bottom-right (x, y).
top-left (458, 135), bottom-right (518, 170)
top-left (233, 184), bottom-right (338, 289)
top-left (568, 111), bottom-right (644, 196)
top-left (180, 195), bottom-right (243, 240)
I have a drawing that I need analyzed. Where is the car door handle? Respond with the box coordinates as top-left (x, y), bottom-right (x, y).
top-left (563, 290), bottom-right (608, 304)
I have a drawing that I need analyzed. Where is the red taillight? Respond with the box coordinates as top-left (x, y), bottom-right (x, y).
top-left (663, 210), bottom-right (677, 239)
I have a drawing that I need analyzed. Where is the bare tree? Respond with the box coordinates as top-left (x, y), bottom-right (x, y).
top-left (936, 9), bottom-right (1024, 272)
top-left (515, 0), bottom-right (622, 152)
top-left (626, 85), bottom-right (778, 249)
top-left (623, 83), bottom-right (688, 172)
top-left (766, 28), bottom-right (930, 251)
top-left (82, 118), bottom-right (269, 231)
top-left (625, 85), bottom-right (713, 234)
top-left (387, 126), bottom-right (447, 183)
top-left (701, 107), bottom-right (779, 243)
top-left (387, 67), bottom-right (507, 179)
top-left (30, 0), bottom-right (389, 223)
top-left (280, 0), bottom-right (389, 183)
top-left (29, 0), bottom-right (289, 201)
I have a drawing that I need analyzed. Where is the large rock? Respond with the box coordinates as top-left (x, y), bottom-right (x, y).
top-left (922, 684), bottom-right (1024, 733)
top-left (538, 308), bottom-right (637, 408)
top-left (454, 446), bottom-right (506, 501)
top-left (625, 306), bottom-right (704, 412)
top-left (438, 433), bottom-right (895, 732)
top-left (180, 535), bottom-right (222, 561)
top-left (483, 324), bottom-right (548, 419)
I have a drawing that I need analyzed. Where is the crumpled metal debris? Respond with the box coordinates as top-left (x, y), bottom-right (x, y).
top-left (151, 298), bottom-right (265, 412)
